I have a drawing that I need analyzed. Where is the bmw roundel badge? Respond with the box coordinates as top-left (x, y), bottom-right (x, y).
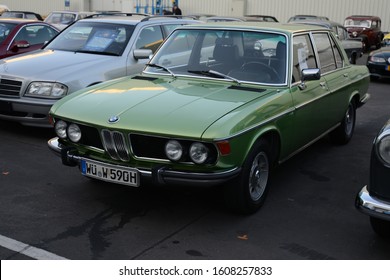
top-left (108, 116), bottom-right (119, 123)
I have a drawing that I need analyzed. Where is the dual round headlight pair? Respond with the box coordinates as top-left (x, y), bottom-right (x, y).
top-left (55, 120), bottom-right (82, 142)
top-left (165, 140), bottom-right (209, 164)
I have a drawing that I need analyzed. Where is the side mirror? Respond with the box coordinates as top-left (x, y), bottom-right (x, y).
top-left (301, 68), bottom-right (321, 81)
top-left (299, 68), bottom-right (321, 90)
top-left (10, 40), bottom-right (30, 51)
top-left (133, 49), bottom-right (153, 60)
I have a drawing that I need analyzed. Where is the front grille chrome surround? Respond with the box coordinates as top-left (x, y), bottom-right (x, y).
top-left (101, 129), bottom-right (130, 161)
top-left (0, 78), bottom-right (22, 97)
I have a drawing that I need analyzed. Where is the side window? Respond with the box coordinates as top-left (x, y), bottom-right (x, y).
top-left (292, 34), bottom-right (316, 83)
top-left (135, 26), bottom-right (164, 53)
top-left (330, 35), bottom-right (343, 68)
top-left (312, 33), bottom-right (336, 74)
top-left (14, 26), bottom-right (31, 42)
top-left (162, 24), bottom-right (182, 36)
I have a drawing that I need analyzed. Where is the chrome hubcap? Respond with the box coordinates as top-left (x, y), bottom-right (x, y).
top-left (249, 152), bottom-right (269, 201)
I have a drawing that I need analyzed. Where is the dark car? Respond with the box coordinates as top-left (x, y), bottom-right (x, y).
top-left (0, 18), bottom-right (59, 59)
top-left (366, 46), bottom-right (390, 80)
top-left (291, 19), bottom-right (364, 64)
top-left (344, 15), bottom-right (384, 52)
top-left (287, 14), bottom-right (329, 22)
top-left (1, 11), bottom-right (44, 21)
top-left (356, 119), bottom-right (390, 237)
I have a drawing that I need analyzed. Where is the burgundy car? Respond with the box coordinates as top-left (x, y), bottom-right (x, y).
top-left (0, 18), bottom-right (59, 59)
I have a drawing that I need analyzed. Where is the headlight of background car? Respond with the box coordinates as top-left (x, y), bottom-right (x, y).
top-left (25, 82), bottom-right (68, 99)
top-left (369, 56), bottom-right (386, 63)
top-left (377, 133), bottom-right (390, 165)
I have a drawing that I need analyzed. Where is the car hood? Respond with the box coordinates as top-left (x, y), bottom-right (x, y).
top-left (370, 46), bottom-right (390, 57)
top-left (0, 49), bottom-right (119, 80)
top-left (51, 75), bottom-right (274, 139)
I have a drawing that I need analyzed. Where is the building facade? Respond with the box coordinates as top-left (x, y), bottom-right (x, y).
top-left (1, 0), bottom-right (389, 31)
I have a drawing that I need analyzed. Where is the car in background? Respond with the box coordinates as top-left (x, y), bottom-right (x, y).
top-left (290, 19), bottom-right (364, 64)
top-left (47, 22), bottom-right (369, 214)
top-left (356, 118), bottom-right (390, 237)
top-left (383, 33), bottom-right (390, 46)
top-left (44, 10), bottom-right (96, 30)
top-left (344, 15), bottom-right (384, 52)
top-left (287, 14), bottom-right (329, 22)
top-left (366, 46), bottom-right (390, 80)
top-left (245, 15), bottom-right (278, 22)
top-left (1, 11), bottom-right (44, 21)
top-left (206, 16), bottom-right (275, 23)
top-left (0, 14), bottom-right (200, 127)
top-left (0, 18), bottom-right (59, 59)
top-left (0, 4), bottom-right (9, 15)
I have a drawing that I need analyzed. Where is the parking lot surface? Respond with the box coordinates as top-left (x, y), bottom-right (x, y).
top-left (1, 58), bottom-right (390, 260)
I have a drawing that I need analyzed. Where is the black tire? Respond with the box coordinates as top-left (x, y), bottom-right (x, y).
top-left (329, 100), bottom-right (356, 145)
top-left (224, 139), bottom-right (272, 214)
top-left (370, 217), bottom-right (390, 238)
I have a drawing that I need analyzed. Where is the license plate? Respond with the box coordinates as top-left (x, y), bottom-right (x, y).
top-left (81, 158), bottom-right (139, 187)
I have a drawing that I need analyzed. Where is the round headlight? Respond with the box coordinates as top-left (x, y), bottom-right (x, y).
top-left (55, 120), bottom-right (67, 139)
top-left (189, 142), bottom-right (209, 164)
top-left (67, 123), bottom-right (81, 142)
top-left (378, 134), bottom-right (390, 165)
top-left (165, 140), bottom-right (183, 161)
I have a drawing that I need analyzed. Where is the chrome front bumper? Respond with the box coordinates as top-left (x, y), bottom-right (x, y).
top-left (48, 137), bottom-right (241, 187)
top-left (355, 185), bottom-right (390, 221)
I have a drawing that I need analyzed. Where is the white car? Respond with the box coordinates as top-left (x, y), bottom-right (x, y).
top-left (0, 14), bottom-right (199, 127)
top-left (44, 11), bottom-right (96, 30)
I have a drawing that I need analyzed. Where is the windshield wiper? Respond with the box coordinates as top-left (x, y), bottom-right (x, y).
top-left (74, 49), bottom-right (119, 56)
top-left (146, 63), bottom-right (176, 78)
top-left (188, 69), bottom-right (241, 84)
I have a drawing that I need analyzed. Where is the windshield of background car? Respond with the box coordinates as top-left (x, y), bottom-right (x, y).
top-left (0, 23), bottom-right (16, 44)
top-left (146, 29), bottom-right (288, 85)
top-left (45, 12), bottom-right (76, 25)
top-left (45, 21), bottom-right (135, 56)
top-left (344, 19), bottom-right (372, 28)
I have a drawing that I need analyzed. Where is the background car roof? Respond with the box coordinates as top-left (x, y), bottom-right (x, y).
top-left (181, 21), bottom-right (328, 34)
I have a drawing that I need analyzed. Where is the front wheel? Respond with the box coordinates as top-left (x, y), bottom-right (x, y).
top-left (224, 139), bottom-right (272, 214)
top-left (329, 100), bottom-right (356, 145)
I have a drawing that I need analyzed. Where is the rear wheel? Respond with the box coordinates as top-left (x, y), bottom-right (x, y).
top-left (224, 139), bottom-right (272, 214)
top-left (329, 100), bottom-right (356, 145)
top-left (370, 217), bottom-right (390, 238)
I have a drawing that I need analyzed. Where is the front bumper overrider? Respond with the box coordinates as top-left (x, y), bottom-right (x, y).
top-left (355, 185), bottom-right (390, 221)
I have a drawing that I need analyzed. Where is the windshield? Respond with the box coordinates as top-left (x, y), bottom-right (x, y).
top-left (146, 29), bottom-right (287, 85)
top-left (45, 12), bottom-right (76, 25)
top-left (45, 21), bottom-right (135, 56)
top-left (344, 19), bottom-right (372, 28)
top-left (0, 23), bottom-right (16, 44)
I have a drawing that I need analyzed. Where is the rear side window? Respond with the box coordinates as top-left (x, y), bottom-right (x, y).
top-left (312, 32), bottom-right (344, 73)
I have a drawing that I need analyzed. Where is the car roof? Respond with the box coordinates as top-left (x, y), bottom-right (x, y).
top-left (0, 18), bottom-right (41, 24)
top-left (289, 19), bottom-right (342, 29)
top-left (180, 21), bottom-right (328, 35)
top-left (345, 15), bottom-right (381, 20)
top-left (79, 14), bottom-right (199, 25)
